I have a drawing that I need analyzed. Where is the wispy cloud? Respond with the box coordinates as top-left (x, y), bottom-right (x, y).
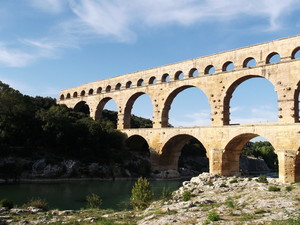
top-left (2, 0), bottom-right (299, 67)
top-left (231, 105), bottom-right (277, 124)
top-left (30, 0), bottom-right (66, 14)
top-left (170, 110), bottom-right (211, 127)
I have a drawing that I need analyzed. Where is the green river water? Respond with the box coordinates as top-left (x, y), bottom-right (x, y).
top-left (0, 180), bottom-right (182, 210)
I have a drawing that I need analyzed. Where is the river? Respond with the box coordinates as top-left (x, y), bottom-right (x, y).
top-left (0, 180), bottom-right (182, 210)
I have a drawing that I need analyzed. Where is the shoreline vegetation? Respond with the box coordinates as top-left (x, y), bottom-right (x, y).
top-left (0, 174), bottom-right (299, 224)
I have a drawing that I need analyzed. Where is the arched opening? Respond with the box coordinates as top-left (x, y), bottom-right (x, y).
top-left (88, 89), bottom-right (94, 95)
top-left (74, 101), bottom-right (90, 115)
top-left (123, 92), bottom-right (153, 129)
top-left (149, 76), bottom-right (156, 85)
top-left (243, 57), bottom-right (257, 67)
top-left (66, 93), bottom-right (71, 99)
top-left (291, 47), bottom-right (300, 59)
top-left (162, 86), bottom-right (210, 127)
top-left (125, 135), bottom-right (151, 177)
top-left (95, 97), bottom-right (118, 128)
top-left (174, 71), bottom-right (184, 80)
top-left (126, 81), bottom-right (132, 89)
top-left (222, 134), bottom-right (278, 177)
top-left (295, 148), bottom-right (300, 182)
top-left (223, 76), bottom-right (278, 125)
top-left (161, 73), bottom-right (170, 82)
top-left (97, 87), bottom-right (102, 94)
top-left (156, 135), bottom-right (208, 177)
top-left (106, 85), bottom-right (111, 93)
top-left (222, 61), bottom-right (234, 71)
top-left (115, 83), bottom-right (121, 90)
top-left (266, 52), bottom-right (281, 64)
top-left (189, 68), bottom-right (198, 77)
top-left (137, 79), bottom-right (144, 87)
top-left (80, 90), bottom-right (85, 97)
top-left (73, 92), bottom-right (78, 98)
top-left (60, 94), bottom-right (65, 100)
top-left (204, 65), bottom-right (215, 75)
top-left (295, 81), bottom-right (300, 122)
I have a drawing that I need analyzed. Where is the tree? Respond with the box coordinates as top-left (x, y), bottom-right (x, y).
top-left (130, 177), bottom-right (153, 210)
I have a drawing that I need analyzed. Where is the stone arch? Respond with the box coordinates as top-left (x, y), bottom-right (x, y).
top-left (125, 135), bottom-right (150, 156)
top-left (149, 76), bottom-right (156, 85)
top-left (223, 75), bottom-right (277, 125)
top-left (73, 92), bottom-right (78, 98)
top-left (66, 93), bottom-right (71, 99)
top-left (106, 85), bottom-right (111, 93)
top-left (60, 94), bottom-right (65, 100)
top-left (204, 65), bottom-right (215, 74)
top-left (161, 85), bottom-right (210, 127)
top-left (80, 90), bottom-right (85, 97)
top-left (291, 47), bottom-right (300, 59)
top-left (97, 87), bottom-right (102, 94)
top-left (157, 134), bottom-right (207, 171)
top-left (137, 79), bottom-right (144, 86)
top-left (222, 61), bottom-right (234, 71)
top-left (126, 81), bottom-right (132, 88)
top-left (266, 52), bottom-right (281, 64)
top-left (222, 133), bottom-right (277, 176)
top-left (174, 71), bottom-right (184, 80)
top-left (189, 68), bottom-right (198, 77)
top-left (88, 89), bottom-right (94, 95)
top-left (243, 57), bottom-right (257, 68)
top-left (74, 101), bottom-right (90, 115)
top-left (95, 97), bottom-right (118, 120)
top-left (123, 92), bottom-right (153, 129)
top-left (115, 83), bottom-right (121, 90)
top-left (162, 73), bottom-right (170, 82)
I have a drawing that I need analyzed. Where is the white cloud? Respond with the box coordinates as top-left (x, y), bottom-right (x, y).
top-left (30, 0), bottom-right (66, 14)
top-left (0, 43), bottom-right (35, 67)
top-left (231, 105), bottom-right (277, 124)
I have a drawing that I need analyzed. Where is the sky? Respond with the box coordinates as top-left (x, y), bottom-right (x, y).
top-left (0, 0), bottom-right (300, 132)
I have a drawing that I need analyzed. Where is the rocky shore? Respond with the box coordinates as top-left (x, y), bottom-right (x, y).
top-left (0, 173), bottom-right (299, 224)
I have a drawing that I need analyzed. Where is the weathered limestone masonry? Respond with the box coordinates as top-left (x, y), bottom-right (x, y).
top-left (58, 35), bottom-right (300, 183)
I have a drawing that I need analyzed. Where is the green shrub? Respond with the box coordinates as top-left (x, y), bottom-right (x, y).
top-left (161, 187), bottom-right (172, 201)
top-left (0, 199), bottom-right (14, 209)
top-left (130, 177), bottom-right (153, 210)
top-left (256, 174), bottom-right (268, 183)
top-left (205, 181), bottom-right (213, 186)
top-left (225, 197), bottom-right (235, 208)
top-left (86, 193), bottom-right (102, 209)
top-left (286, 186), bottom-right (293, 192)
top-left (230, 179), bottom-right (238, 184)
top-left (268, 186), bottom-right (280, 192)
top-left (23, 198), bottom-right (48, 210)
top-left (182, 191), bottom-right (192, 201)
top-left (207, 211), bottom-right (220, 221)
top-left (220, 183), bottom-right (228, 188)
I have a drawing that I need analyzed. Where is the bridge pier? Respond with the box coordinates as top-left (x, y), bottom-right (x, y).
top-left (277, 150), bottom-right (299, 183)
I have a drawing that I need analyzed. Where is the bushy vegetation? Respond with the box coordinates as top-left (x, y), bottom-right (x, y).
top-left (130, 177), bottom-right (153, 210)
top-left (23, 198), bottom-right (48, 210)
top-left (182, 190), bottom-right (192, 201)
top-left (0, 199), bottom-right (14, 209)
top-left (86, 193), bottom-right (102, 209)
top-left (242, 141), bottom-right (278, 170)
top-left (256, 174), bottom-right (268, 183)
top-left (268, 186), bottom-right (281, 192)
top-left (207, 211), bottom-right (221, 221)
top-left (0, 81), bottom-right (154, 179)
top-left (161, 187), bottom-right (173, 201)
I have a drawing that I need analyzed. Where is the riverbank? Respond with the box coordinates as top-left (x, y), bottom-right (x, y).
top-left (1, 173), bottom-right (299, 224)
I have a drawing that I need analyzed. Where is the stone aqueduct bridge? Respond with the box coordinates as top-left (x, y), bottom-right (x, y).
top-left (58, 35), bottom-right (300, 183)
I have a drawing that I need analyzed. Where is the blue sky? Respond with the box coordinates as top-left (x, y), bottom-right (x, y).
top-left (0, 0), bottom-right (300, 129)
